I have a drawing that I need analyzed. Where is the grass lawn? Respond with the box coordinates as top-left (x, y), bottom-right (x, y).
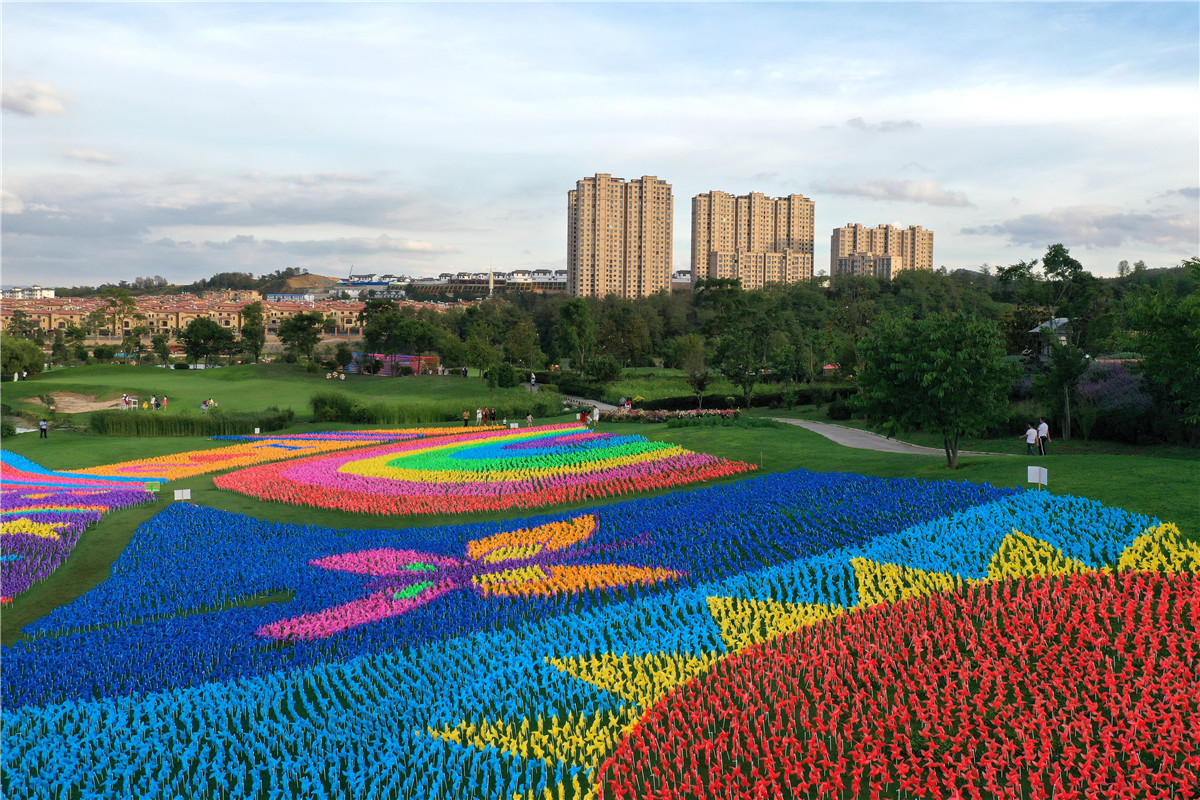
top-left (2, 363), bottom-right (561, 421)
top-left (756, 406), bottom-right (1200, 460)
top-left (3, 411), bottom-right (1196, 644)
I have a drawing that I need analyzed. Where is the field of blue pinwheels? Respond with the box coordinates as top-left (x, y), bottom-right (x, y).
top-left (2, 420), bottom-right (1197, 800)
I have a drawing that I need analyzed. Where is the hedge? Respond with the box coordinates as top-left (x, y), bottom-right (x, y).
top-left (89, 408), bottom-right (295, 437)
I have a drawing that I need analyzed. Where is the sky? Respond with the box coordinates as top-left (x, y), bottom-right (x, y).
top-left (3, 1), bottom-right (1198, 288)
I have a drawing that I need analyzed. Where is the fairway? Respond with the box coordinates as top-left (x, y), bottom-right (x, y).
top-left (3, 363), bottom-right (555, 419)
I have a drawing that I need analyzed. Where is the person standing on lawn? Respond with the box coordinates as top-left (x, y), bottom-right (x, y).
top-left (1037, 418), bottom-right (1051, 455)
top-left (39, 419), bottom-right (48, 439)
top-left (1021, 423), bottom-right (1038, 455)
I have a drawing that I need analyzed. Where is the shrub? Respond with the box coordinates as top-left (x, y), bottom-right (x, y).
top-left (308, 390), bottom-right (563, 425)
top-left (493, 363), bottom-right (517, 388)
top-left (1, 421), bottom-right (16, 439)
top-left (584, 355), bottom-right (622, 382)
top-left (666, 415), bottom-right (789, 430)
top-left (827, 400), bottom-right (853, 421)
top-left (602, 408), bottom-right (741, 424)
top-left (173, 363), bottom-right (191, 370)
top-left (89, 407), bottom-right (295, 437)
top-left (310, 391), bottom-right (355, 422)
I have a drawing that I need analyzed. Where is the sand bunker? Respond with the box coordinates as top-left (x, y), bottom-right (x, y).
top-left (32, 393), bottom-right (124, 414)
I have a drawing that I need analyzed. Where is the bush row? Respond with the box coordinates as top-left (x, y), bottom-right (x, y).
top-left (637, 384), bottom-right (857, 412)
top-left (88, 408), bottom-right (295, 437)
top-left (309, 390), bottom-right (564, 425)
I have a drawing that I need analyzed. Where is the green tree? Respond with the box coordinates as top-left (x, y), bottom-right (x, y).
top-left (465, 329), bottom-right (500, 377)
top-left (101, 288), bottom-right (138, 341)
top-left (240, 301), bottom-right (266, 363)
top-left (556, 298), bottom-right (595, 370)
top-left (854, 312), bottom-right (1013, 469)
top-left (597, 303), bottom-right (652, 367)
top-left (334, 342), bottom-right (354, 370)
top-left (178, 317), bottom-right (234, 366)
top-left (671, 333), bottom-right (712, 409)
top-left (1034, 339), bottom-right (1091, 442)
top-left (6, 310), bottom-right (43, 341)
top-left (85, 309), bottom-right (110, 338)
top-left (278, 311), bottom-right (325, 362)
top-left (583, 354), bottom-right (622, 382)
top-left (63, 324), bottom-right (87, 346)
top-left (151, 333), bottom-right (171, 363)
top-left (504, 318), bottom-right (542, 372)
top-left (714, 327), bottom-right (765, 407)
top-left (1126, 258), bottom-right (1200, 438)
top-left (1, 332), bottom-right (44, 376)
top-left (51, 329), bottom-right (69, 364)
top-left (121, 325), bottom-right (151, 363)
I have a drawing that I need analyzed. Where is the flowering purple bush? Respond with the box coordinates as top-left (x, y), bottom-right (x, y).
top-left (600, 408), bottom-right (741, 424)
top-left (1078, 360), bottom-right (1153, 411)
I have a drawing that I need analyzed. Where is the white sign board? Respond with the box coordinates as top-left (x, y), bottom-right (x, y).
top-left (174, 489), bottom-right (192, 501)
top-left (1026, 466), bottom-right (1048, 488)
top-left (254, 427), bottom-right (261, 435)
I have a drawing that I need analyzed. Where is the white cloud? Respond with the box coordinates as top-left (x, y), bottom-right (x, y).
top-left (846, 117), bottom-right (921, 133)
top-left (198, 234), bottom-right (457, 257)
top-left (2, 190), bottom-right (26, 214)
top-left (2, 81), bottom-right (76, 116)
top-left (65, 149), bottom-right (121, 165)
top-left (812, 178), bottom-right (973, 208)
top-left (961, 205), bottom-right (1199, 250)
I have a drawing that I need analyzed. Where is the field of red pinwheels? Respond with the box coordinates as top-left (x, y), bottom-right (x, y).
top-left (3, 424), bottom-right (1195, 800)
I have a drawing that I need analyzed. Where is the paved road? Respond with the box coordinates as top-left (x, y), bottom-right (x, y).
top-left (772, 418), bottom-right (1007, 457)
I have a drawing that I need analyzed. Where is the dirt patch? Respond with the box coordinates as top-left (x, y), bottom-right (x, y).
top-left (31, 392), bottom-right (124, 414)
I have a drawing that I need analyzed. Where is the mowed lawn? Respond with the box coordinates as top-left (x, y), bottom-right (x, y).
top-left (2, 362), bottom-right (547, 419)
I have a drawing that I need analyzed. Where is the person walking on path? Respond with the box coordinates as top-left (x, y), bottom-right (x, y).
top-left (463, 410), bottom-right (470, 427)
top-left (1022, 423), bottom-right (1038, 456)
top-left (526, 413), bottom-right (533, 427)
top-left (475, 407), bottom-right (482, 427)
top-left (1037, 418), bottom-right (1051, 455)
top-left (39, 419), bottom-right (48, 439)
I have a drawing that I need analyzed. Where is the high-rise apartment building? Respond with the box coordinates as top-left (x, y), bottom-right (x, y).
top-left (567, 174), bottom-right (673, 299)
top-left (830, 223), bottom-right (934, 278)
top-left (691, 191), bottom-right (815, 289)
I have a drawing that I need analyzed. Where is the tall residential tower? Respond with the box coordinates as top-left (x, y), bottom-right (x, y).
top-left (830, 223), bottom-right (934, 279)
top-left (691, 191), bottom-right (815, 289)
top-left (567, 174), bottom-right (673, 299)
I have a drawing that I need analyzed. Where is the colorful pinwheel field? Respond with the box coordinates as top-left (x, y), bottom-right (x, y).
top-left (0, 451), bottom-right (155, 603)
top-left (4, 425), bottom-right (1197, 800)
top-left (212, 422), bottom-right (758, 515)
top-left (73, 425), bottom-right (496, 481)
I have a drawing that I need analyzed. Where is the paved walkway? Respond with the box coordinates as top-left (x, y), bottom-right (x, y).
top-left (772, 418), bottom-right (1007, 457)
top-left (558, 394), bottom-right (619, 411)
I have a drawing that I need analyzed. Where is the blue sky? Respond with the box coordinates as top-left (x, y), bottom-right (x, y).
top-left (3, 2), bottom-right (1197, 286)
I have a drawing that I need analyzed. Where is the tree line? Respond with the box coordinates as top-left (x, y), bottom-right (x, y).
top-left (8, 246), bottom-right (1196, 453)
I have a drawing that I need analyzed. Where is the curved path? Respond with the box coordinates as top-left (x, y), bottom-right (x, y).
top-left (772, 418), bottom-right (1008, 457)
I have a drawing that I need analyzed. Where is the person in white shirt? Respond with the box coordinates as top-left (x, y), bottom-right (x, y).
top-left (1021, 424), bottom-right (1038, 456)
top-left (1037, 418), bottom-right (1051, 455)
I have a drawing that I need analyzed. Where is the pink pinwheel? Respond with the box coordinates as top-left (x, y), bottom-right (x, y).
top-left (258, 514), bottom-right (684, 640)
